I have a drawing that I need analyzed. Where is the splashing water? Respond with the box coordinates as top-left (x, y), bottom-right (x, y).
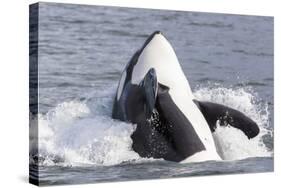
top-left (30, 85), bottom-right (272, 166)
top-left (193, 85), bottom-right (272, 160)
top-left (30, 96), bottom-right (140, 166)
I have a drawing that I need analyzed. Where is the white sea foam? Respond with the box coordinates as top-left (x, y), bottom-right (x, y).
top-left (30, 86), bottom-right (141, 166)
top-left (30, 85), bottom-right (272, 166)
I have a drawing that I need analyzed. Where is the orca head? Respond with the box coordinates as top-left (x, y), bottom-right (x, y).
top-left (131, 31), bottom-right (189, 91)
top-left (115, 31), bottom-right (177, 102)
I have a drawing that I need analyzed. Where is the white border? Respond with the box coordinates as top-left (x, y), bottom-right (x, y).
top-left (0, 0), bottom-right (279, 188)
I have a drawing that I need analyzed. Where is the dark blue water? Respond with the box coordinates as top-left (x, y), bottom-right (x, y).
top-left (30, 2), bottom-right (274, 185)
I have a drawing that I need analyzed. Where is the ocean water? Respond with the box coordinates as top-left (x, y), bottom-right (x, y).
top-left (29, 2), bottom-right (274, 185)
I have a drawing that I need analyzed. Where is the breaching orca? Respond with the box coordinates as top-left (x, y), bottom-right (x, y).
top-left (112, 31), bottom-right (259, 162)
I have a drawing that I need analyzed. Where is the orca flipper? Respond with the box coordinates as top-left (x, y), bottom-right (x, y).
top-left (193, 100), bottom-right (260, 139)
top-left (140, 68), bottom-right (158, 119)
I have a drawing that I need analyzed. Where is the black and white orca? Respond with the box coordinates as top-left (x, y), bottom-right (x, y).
top-left (112, 31), bottom-right (260, 162)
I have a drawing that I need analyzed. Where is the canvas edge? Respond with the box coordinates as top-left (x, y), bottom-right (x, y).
top-left (29, 2), bottom-right (39, 186)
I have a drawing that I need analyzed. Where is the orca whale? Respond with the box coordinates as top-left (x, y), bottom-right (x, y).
top-left (112, 31), bottom-right (260, 162)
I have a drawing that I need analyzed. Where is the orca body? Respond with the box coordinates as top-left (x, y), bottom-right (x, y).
top-left (112, 31), bottom-right (259, 162)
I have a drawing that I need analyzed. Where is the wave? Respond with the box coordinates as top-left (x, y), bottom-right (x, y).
top-left (30, 84), bottom-right (273, 166)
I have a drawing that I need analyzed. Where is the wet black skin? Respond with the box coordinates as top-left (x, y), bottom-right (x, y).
top-left (193, 100), bottom-right (260, 139)
top-left (113, 68), bottom-right (205, 162)
top-left (112, 31), bottom-right (260, 162)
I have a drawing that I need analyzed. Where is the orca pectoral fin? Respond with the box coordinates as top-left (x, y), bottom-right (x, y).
top-left (140, 68), bottom-right (158, 119)
top-left (193, 100), bottom-right (260, 139)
